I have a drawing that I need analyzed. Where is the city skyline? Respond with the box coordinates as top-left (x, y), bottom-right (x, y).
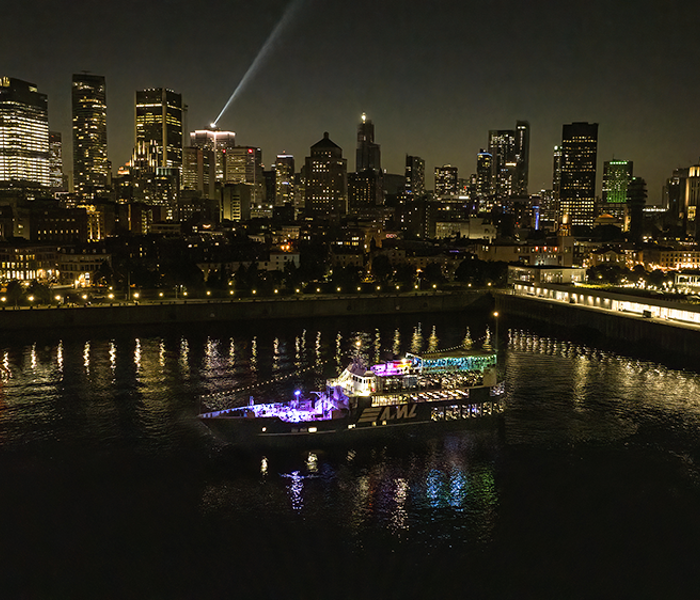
top-left (2, 0), bottom-right (699, 200)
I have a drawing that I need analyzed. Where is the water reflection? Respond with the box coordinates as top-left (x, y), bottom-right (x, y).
top-left (5, 320), bottom-right (700, 562)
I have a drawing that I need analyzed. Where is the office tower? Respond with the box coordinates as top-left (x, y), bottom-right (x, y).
top-left (685, 163), bottom-right (700, 239)
top-left (274, 154), bottom-right (295, 206)
top-left (348, 170), bottom-right (383, 216)
top-left (72, 73), bottom-right (108, 193)
top-left (304, 132), bottom-right (347, 221)
top-left (223, 146), bottom-right (262, 185)
top-left (476, 149), bottom-right (493, 200)
top-left (190, 127), bottom-right (236, 181)
top-left (49, 131), bottom-right (65, 191)
top-left (223, 146), bottom-right (265, 213)
top-left (435, 165), bottom-right (458, 196)
top-left (0, 77), bottom-right (50, 187)
top-left (356, 113), bottom-right (381, 172)
top-left (514, 121), bottom-right (530, 196)
top-left (663, 167), bottom-right (688, 220)
top-left (135, 88), bottom-right (183, 169)
top-left (404, 155), bottom-right (425, 197)
top-left (559, 122), bottom-right (598, 227)
top-left (627, 176), bottom-right (646, 243)
top-left (602, 160), bottom-right (633, 219)
top-left (488, 129), bottom-right (516, 199)
top-left (182, 146), bottom-right (215, 199)
top-left (552, 145), bottom-right (563, 197)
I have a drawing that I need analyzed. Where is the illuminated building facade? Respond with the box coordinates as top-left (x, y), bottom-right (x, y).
top-left (182, 146), bottom-right (215, 199)
top-left (223, 146), bottom-right (265, 213)
top-left (488, 129), bottom-right (516, 200)
top-left (434, 165), bottom-right (458, 196)
top-left (684, 164), bottom-right (700, 239)
top-left (49, 131), bottom-right (65, 191)
top-left (274, 154), bottom-right (295, 206)
top-left (552, 145), bottom-right (563, 198)
top-left (559, 122), bottom-right (598, 227)
top-left (348, 169), bottom-right (383, 216)
top-left (224, 146), bottom-right (262, 185)
top-left (304, 132), bottom-right (347, 221)
top-left (476, 149), bottom-right (493, 203)
top-left (356, 113), bottom-right (381, 172)
top-left (404, 155), bottom-right (425, 197)
top-left (602, 160), bottom-right (633, 205)
top-left (190, 128), bottom-right (236, 181)
top-left (514, 121), bottom-right (530, 196)
top-left (135, 88), bottom-right (183, 169)
top-left (0, 77), bottom-right (50, 187)
top-left (72, 73), bottom-right (108, 194)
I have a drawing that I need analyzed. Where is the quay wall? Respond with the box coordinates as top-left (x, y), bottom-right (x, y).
top-left (496, 292), bottom-right (700, 363)
top-left (0, 291), bottom-right (492, 333)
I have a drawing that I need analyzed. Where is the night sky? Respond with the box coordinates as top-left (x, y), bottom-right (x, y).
top-left (3, 0), bottom-right (700, 201)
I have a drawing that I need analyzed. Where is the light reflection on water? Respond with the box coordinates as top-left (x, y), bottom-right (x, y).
top-left (2, 321), bottom-right (700, 555)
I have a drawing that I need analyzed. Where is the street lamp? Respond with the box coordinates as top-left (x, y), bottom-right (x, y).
top-left (493, 311), bottom-right (499, 351)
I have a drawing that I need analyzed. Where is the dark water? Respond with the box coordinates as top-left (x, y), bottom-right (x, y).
top-left (3, 313), bottom-right (700, 599)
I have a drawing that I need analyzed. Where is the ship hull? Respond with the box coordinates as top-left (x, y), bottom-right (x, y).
top-left (199, 396), bottom-right (505, 446)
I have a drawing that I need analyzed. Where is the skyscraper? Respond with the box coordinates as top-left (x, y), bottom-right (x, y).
top-left (559, 122), bottom-right (598, 227)
top-left (552, 145), bottom-right (563, 197)
top-left (304, 132), bottom-right (347, 221)
top-left (404, 155), bottom-right (425, 197)
top-left (488, 129), bottom-right (516, 200)
top-left (72, 73), bottom-right (108, 194)
top-left (135, 88), bottom-right (183, 169)
top-left (627, 176), bottom-right (647, 243)
top-left (49, 131), bottom-right (65, 191)
top-left (435, 165), bottom-right (458, 196)
top-left (190, 127), bottom-right (236, 181)
top-left (274, 154), bottom-right (295, 206)
top-left (476, 149), bottom-right (493, 201)
top-left (356, 113), bottom-right (381, 172)
top-left (602, 159), bottom-right (633, 219)
top-left (182, 146), bottom-right (215, 199)
top-left (514, 121), bottom-right (530, 196)
top-left (0, 77), bottom-right (49, 187)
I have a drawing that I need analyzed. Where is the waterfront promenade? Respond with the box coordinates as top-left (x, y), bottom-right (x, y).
top-left (0, 289), bottom-right (493, 332)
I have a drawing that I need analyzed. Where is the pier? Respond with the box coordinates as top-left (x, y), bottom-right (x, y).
top-left (496, 283), bottom-right (700, 363)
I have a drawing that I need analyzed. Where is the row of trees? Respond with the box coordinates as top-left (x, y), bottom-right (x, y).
top-left (586, 264), bottom-right (670, 287)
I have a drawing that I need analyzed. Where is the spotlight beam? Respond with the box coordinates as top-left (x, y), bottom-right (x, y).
top-left (213, 0), bottom-right (305, 126)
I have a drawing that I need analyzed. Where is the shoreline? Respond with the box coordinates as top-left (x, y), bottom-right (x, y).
top-left (0, 290), bottom-right (494, 332)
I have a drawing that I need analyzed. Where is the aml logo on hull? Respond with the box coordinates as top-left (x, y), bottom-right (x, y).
top-left (357, 404), bottom-right (417, 424)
